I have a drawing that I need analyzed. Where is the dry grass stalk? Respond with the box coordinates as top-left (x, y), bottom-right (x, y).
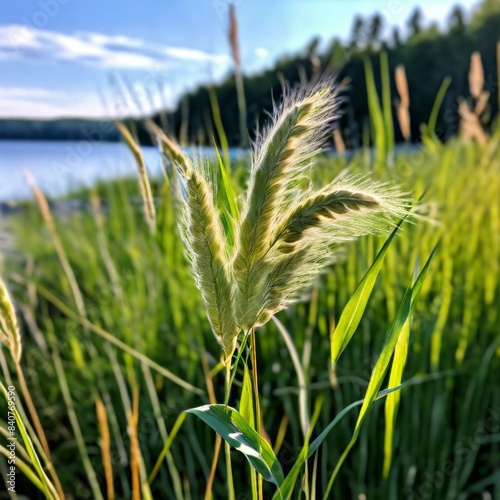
top-left (130, 387), bottom-right (141, 500)
top-left (395, 65), bottom-right (410, 108)
top-left (332, 128), bottom-right (346, 153)
top-left (460, 51), bottom-right (490, 144)
top-left (469, 51), bottom-right (484, 99)
top-left (395, 65), bottom-right (411, 141)
top-left (228, 3), bottom-right (248, 147)
top-left (115, 121), bottom-right (156, 234)
top-left (397, 105), bottom-right (411, 141)
top-left (146, 119), bottom-right (192, 174)
top-left (96, 396), bottom-right (114, 500)
top-left (474, 90), bottom-right (490, 117)
top-left (459, 99), bottom-right (487, 145)
top-left (24, 171), bottom-right (87, 318)
top-left (229, 4), bottom-right (241, 68)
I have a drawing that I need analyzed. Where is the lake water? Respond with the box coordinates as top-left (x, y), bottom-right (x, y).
top-left (0, 140), bottom-right (245, 202)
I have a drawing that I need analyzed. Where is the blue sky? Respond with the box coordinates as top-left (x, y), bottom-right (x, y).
top-left (0, 0), bottom-right (475, 119)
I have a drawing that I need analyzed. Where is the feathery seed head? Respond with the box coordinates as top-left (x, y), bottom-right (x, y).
top-left (232, 79), bottom-right (341, 329)
top-left (249, 177), bottom-right (408, 326)
top-left (0, 278), bottom-right (22, 364)
top-left (172, 78), bottom-right (408, 354)
top-left (180, 167), bottom-right (239, 357)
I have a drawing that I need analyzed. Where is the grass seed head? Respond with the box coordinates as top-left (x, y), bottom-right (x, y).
top-left (233, 78), bottom-right (341, 328)
top-left (0, 278), bottom-right (22, 363)
top-left (469, 51), bottom-right (484, 99)
top-left (180, 167), bottom-right (239, 357)
top-left (177, 79), bottom-right (408, 346)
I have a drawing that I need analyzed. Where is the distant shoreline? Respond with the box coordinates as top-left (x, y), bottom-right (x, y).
top-left (0, 118), bottom-right (122, 142)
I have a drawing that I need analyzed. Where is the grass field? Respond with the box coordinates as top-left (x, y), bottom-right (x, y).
top-left (1, 54), bottom-right (499, 499)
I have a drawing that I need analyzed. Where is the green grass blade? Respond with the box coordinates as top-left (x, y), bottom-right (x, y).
top-left (148, 412), bottom-right (187, 485)
top-left (186, 404), bottom-right (284, 487)
top-left (330, 221), bottom-right (404, 368)
top-left (325, 249), bottom-right (436, 497)
top-left (380, 51), bottom-right (395, 157)
top-left (364, 56), bottom-right (386, 169)
top-left (214, 142), bottom-right (238, 221)
top-left (382, 317), bottom-right (411, 478)
top-left (271, 397), bottom-right (323, 500)
top-left (424, 76), bottom-right (452, 138)
top-left (214, 142), bottom-right (239, 249)
top-left (0, 444), bottom-right (45, 492)
top-left (208, 86), bottom-right (230, 168)
top-left (239, 365), bottom-right (255, 428)
top-left (239, 366), bottom-right (257, 500)
top-left (0, 381), bottom-right (58, 499)
top-left (273, 317), bottom-right (309, 437)
top-left (306, 370), bottom-right (457, 461)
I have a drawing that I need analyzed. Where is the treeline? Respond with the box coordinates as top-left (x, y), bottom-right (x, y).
top-left (2, 0), bottom-right (498, 146)
top-left (0, 119), bottom-right (119, 142)
top-left (161, 0), bottom-right (500, 148)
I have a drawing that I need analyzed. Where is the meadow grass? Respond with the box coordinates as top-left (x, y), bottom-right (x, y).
top-left (0, 53), bottom-right (499, 499)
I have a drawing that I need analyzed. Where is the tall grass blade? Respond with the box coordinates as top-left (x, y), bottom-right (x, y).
top-left (363, 57), bottom-right (386, 169)
top-left (239, 366), bottom-right (255, 428)
top-left (271, 397), bottom-right (323, 500)
top-left (0, 445), bottom-right (44, 493)
top-left (0, 381), bottom-right (59, 499)
top-left (239, 366), bottom-right (258, 499)
top-left (32, 282), bottom-right (204, 395)
top-left (424, 76), bottom-right (452, 140)
top-left (330, 220), bottom-right (404, 369)
top-left (272, 317), bottom-right (309, 437)
top-left (382, 314), bottom-right (411, 479)
top-left (148, 412), bottom-right (187, 485)
top-left (208, 87), bottom-right (231, 167)
top-left (324, 248), bottom-right (436, 497)
top-left (380, 52), bottom-right (395, 159)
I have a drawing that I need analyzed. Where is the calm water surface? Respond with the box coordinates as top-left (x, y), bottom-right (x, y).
top-left (0, 140), bottom-right (244, 202)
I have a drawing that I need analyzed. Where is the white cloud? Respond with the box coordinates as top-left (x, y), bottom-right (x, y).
top-left (0, 24), bottom-right (230, 69)
top-left (0, 81), bottom-right (180, 119)
top-left (0, 86), bottom-right (104, 119)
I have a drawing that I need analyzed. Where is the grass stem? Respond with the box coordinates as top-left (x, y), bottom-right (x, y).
top-left (224, 362), bottom-right (236, 500)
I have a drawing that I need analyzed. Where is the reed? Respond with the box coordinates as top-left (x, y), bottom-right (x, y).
top-left (115, 121), bottom-right (157, 233)
top-left (228, 4), bottom-right (248, 148)
top-left (395, 64), bottom-right (411, 141)
top-left (468, 51), bottom-right (484, 99)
